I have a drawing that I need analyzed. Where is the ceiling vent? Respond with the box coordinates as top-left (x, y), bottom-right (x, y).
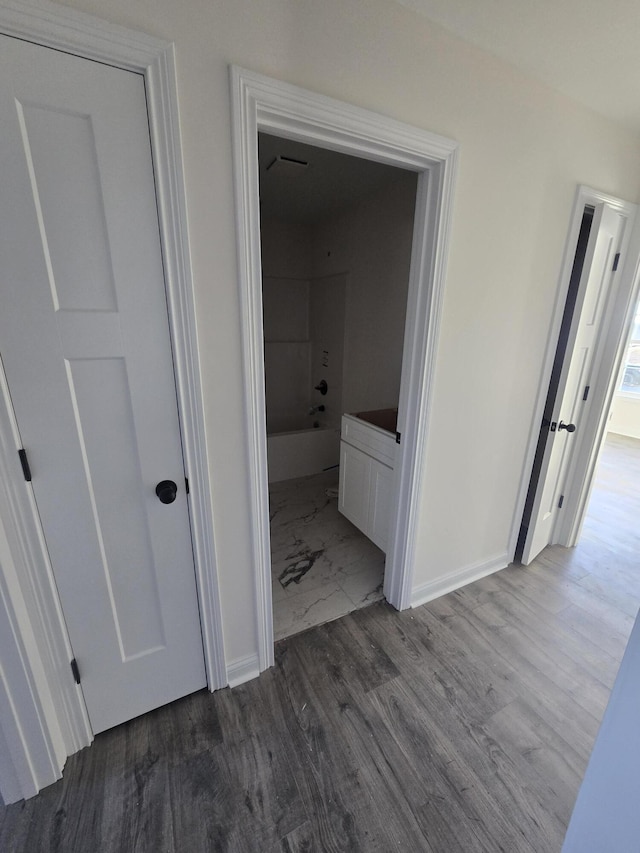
top-left (266, 154), bottom-right (309, 177)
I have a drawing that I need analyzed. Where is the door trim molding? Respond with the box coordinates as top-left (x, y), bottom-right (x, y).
top-left (0, 0), bottom-right (225, 800)
top-left (509, 185), bottom-right (638, 560)
top-left (230, 66), bottom-right (458, 671)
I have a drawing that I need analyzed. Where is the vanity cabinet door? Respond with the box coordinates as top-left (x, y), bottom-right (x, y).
top-left (339, 440), bottom-right (371, 534)
top-left (370, 459), bottom-right (393, 552)
top-left (339, 440), bottom-right (392, 552)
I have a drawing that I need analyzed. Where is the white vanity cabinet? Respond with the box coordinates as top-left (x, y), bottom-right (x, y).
top-left (338, 413), bottom-right (396, 552)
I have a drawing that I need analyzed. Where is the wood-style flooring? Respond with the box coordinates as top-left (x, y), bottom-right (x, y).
top-left (1, 433), bottom-right (639, 852)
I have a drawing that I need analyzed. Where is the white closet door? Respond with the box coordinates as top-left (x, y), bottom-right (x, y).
top-left (0, 35), bottom-right (206, 733)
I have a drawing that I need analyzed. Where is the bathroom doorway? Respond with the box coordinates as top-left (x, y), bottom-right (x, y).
top-left (231, 66), bottom-right (458, 672)
top-left (259, 133), bottom-right (417, 639)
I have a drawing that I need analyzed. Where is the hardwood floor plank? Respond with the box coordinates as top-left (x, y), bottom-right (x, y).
top-left (291, 628), bottom-right (442, 819)
top-left (423, 595), bottom-right (601, 760)
top-left (575, 571), bottom-right (640, 618)
top-left (118, 715), bottom-right (175, 852)
top-left (272, 637), bottom-right (438, 852)
top-left (526, 554), bottom-right (637, 637)
top-left (170, 682), bottom-right (309, 852)
top-left (452, 562), bottom-right (574, 616)
top-left (559, 601), bottom-right (633, 660)
top-left (482, 698), bottom-right (584, 819)
top-left (439, 587), bottom-right (610, 709)
top-left (368, 677), bottom-right (543, 853)
top-left (377, 667), bottom-right (566, 852)
top-left (460, 579), bottom-right (622, 693)
top-left (280, 820), bottom-right (321, 852)
top-left (351, 600), bottom-right (518, 724)
top-left (294, 615), bottom-right (401, 698)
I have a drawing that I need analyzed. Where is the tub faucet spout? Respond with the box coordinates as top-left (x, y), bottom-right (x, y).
top-left (309, 404), bottom-right (325, 415)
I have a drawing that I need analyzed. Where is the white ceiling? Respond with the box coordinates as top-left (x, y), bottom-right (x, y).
top-left (394, 0), bottom-right (640, 135)
top-left (258, 132), bottom-right (414, 224)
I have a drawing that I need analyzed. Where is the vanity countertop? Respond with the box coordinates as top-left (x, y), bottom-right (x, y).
top-left (353, 408), bottom-right (398, 435)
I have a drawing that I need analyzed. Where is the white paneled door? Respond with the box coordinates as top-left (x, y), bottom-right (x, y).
top-left (0, 36), bottom-right (206, 732)
top-left (521, 203), bottom-right (625, 565)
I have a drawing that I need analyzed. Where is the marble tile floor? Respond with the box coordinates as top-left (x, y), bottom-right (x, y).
top-left (269, 469), bottom-right (385, 640)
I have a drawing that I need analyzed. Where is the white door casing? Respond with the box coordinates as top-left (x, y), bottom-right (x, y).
top-left (231, 67), bottom-right (458, 670)
top-left (0, 35), bottom-right (208, 733)
top-left (521, 202), bottom-right (630, 565)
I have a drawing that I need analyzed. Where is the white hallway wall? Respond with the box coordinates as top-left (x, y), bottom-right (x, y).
top-left (19, 0), bottom-right (640, 669)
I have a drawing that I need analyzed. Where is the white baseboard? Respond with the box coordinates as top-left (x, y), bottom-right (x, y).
top-left (226, 653), bottom-right (261, 688)
top-left (410, 552), bottom-right (509, 609)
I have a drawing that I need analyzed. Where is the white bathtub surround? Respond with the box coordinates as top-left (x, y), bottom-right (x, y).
top-left (270, 470), bottom-right (384, 640)
top-left (262, 272), bottom-right (346, 435)
top-left (263, 339), bottom-right (312, 435)
top-left (267, 426), bottom-right (340, 483)
top-left (262, 266), bottom-right (347, 482)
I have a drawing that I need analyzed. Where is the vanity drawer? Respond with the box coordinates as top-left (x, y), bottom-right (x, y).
top-left (340, 414), bottom-right (396, 467)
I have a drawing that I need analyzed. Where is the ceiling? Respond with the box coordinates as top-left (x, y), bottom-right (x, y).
top-left (394, 0), bottom-right (640, 135)
top-left (258, 133), bottom-right (413, 225)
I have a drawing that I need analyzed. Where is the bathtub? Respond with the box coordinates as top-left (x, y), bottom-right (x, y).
top-left (267, 425), bottom-right (340, 483)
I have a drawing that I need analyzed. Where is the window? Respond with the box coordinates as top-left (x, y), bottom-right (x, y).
top-left (620, 302), bottom-right (640, 395)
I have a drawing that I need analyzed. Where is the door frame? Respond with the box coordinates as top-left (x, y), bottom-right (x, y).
top-left (0, 0), bottom-right (225, 801)
top-left (558, 209), bottom-right (640, 546)
top-left (230, 67), bottom-right (458, 670)
top-left (509, 185), bottom-right (640, 560)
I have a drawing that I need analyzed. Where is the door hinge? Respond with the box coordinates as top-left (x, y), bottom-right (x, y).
top-left (185, 477), bottom-right (190, 495)
top-left (582, 385), bottom-right (590, 402)
top-left (70, 658), bottom-right (81, 685)
top-left (558, 495), bottom-right (564, 509)
top-left (395, 431), bottom-right (401, 445)
top-left (18, 448), bottom-right (32, 482)
top-left (613, 252), bottom-right (620, 272)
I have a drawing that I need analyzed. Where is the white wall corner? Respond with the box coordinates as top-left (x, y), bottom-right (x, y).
top-left (226, 654), bottom-right (261, 689)
top-left (410, 552), bottom-right (510, 609)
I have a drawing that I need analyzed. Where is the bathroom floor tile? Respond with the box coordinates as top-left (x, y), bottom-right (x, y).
top-left (340, 563), bottom-right (385, 608)
top-left (273, 586), bottom-right (353, 641)
top-left (270, 470), bottom-right (385, 639)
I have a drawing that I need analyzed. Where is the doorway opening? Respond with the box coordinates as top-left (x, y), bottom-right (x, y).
top-left (231, 66), bottom-right (458, 673)
top-left (258, 133), bottom-right (417, 639)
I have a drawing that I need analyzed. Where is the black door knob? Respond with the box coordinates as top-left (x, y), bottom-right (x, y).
top-left (558, 421), bottom-right (576, 433)
top-left (155, 480), bottom-right (178, 504)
